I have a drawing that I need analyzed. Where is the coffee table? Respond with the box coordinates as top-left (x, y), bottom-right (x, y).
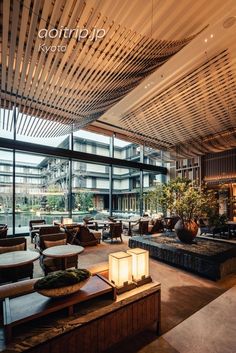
top-left (0, 251), bottom-right (40, 269)
top-left (42, 245), bottom-right (84, 270)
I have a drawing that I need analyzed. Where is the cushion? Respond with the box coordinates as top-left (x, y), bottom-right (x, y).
top-left (0, 243), bottom-right (25, 254)
top-left (44, 239), bottom-right (67, 248)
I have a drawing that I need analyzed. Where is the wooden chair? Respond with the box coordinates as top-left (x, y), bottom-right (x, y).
top-left (0, 224), bottom-right (8, 239)
top-left (102, 222), bottom-right (123, 243)
top-left (29, 219), bottom-right (46, 244)
top-left (0, 237), bottom-right (33, 283)
top-left (164, 217), bottom-right (179, 232)
top-left (39, 233), bottom-right (68, 252)
top-left (39, 233), bottom-right (78, 275)
top-left (83, 217), bottom-right (98, 230)
top-left (150, 219), bottom-right (164, 234)
top-left (131, 220), bottom-right (149, 236)
top-left (74, 226), bottom-right (98, 247)
top-left (39, 225), bottom-right (61, 236)
top-left (35, 225), bottom-right (62, 250)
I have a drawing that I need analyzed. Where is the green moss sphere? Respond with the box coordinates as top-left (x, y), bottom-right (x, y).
top-left (34, 269), bottom-right (91, 290)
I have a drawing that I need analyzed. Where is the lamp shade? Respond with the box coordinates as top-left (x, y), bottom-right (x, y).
top-left (109, 251), bottom-right (132, 287)
top-left (127, 248), bottom-right (149, 281)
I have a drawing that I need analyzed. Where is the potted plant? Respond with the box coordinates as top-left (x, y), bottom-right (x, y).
top-left (145, 178), bottom-right (218, 243)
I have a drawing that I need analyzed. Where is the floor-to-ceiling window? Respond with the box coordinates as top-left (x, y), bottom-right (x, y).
top-left (0, 115), bottom-right (167, 235)
top-left (0, 149), bottom-right (13, 234)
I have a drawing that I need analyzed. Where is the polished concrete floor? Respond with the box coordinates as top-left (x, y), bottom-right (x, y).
top-left (28, 235), bottom-right (236, 352)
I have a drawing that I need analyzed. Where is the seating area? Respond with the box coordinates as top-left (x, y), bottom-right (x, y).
top-left (1, 1), bottom-right (236, 352)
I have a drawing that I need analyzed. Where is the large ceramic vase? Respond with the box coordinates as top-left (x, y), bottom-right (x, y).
top-left (174, 219), bottom-right (198, 244)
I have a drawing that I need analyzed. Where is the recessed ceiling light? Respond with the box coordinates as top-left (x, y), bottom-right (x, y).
top-left (210, 34), bottom-right (214, 38)
top-left (204, 38), bottom-right (208, 43)
top-left (223, 16), bottom-right (236, 28)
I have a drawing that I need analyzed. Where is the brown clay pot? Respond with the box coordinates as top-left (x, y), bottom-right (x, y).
top-left (174, 219), bottom-right (198, 243)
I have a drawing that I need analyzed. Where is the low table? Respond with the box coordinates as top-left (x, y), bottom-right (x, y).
top-left (43, 245), bottom-right (84, 270)
top-left (2, 274), bottom-right (115, 343)
top-left (1, 274), bottom-right (161, 352)
top-left (0, 251), bottom-right (39, 269)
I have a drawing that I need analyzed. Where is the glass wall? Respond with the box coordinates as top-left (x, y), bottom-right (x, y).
top-left (9, 152), bottom-right (70, 234)
top-left (73, 130), bottom-right (111, 156)
top-left (112, 167), bottom-right (141, 216)
top-left (0, 124), bottom-right (167, 234)
top-left (114, 136), bottom-right (140, 162)
top-left (0, 149), bottom-right (13, 234)
top-left (71, 160), bottom-right (109, 221)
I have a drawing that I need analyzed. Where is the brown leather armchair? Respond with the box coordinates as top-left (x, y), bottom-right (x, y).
top-left (74, 226), bottom-right (98, 246)
top-left (29, 219), bottom-right (46, 244)
top-left (39, 233), bottom-right (78, 275)
top-left (102, 222), bottom-right (123, 243)
top-left (0, 237), bottom-right (33, 283)
top-left (0, 224), bottom-right (8, 239)
top-left (131, 220), bottom-right (149, 236)
top-left (35, 225), bottom-right (62, 250)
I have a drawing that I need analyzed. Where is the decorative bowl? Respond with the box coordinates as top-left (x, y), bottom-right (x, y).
top-left (37, 278), bottom-right (90, 298)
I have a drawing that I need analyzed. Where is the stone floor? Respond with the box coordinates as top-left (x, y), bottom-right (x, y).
top-left (25, 233), bottom-right (236, 353)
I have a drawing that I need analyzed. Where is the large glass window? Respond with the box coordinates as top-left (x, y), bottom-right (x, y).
top-left (14, 152), bottom-right (70, 233)
top-left (0, 122), bottom-right (167, 233)
top-left (112, 167), bottom-right (141, 216)
top-left (0, 149), bottom-right (13, 235)
top-left (114, 136), bottom-right (140, 162)
top-left (72, 160), bottom-right (109, 221)
top-left (73, 130), bottom-right (110, 156)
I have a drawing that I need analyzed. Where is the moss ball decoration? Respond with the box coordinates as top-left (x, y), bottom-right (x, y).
top-left (34, 269), bottom-right (91, 290)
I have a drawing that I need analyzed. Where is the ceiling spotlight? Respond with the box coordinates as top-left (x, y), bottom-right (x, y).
top-left (210, 34), bottom-right (214, 38)
top-left (204, 38), bottom-right (208, 43)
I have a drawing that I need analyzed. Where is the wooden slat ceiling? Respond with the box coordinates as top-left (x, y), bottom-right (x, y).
top-left (0, 0), bottom-right (219, 138)
top-left (119, 49), bottom-right (236, 156)
top-left (0, 0), bottom-right (235, 156)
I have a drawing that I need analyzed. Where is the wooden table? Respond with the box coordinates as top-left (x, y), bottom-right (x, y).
top-left (3, 274), bottom-right (115, 343)
top-left (1, 276), bottom-right (161, 351)
top-left (0, 251), bottom-right (39, 269)
top-left (42, 245), bottom-right (84, 270)
top-left (116, 218), bottom-right (140, 236)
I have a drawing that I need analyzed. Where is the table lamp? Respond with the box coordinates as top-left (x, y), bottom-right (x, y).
top-left (127, 248), bottom-right (152, 286)
top-left (109, 251), bottom-right (136, 294)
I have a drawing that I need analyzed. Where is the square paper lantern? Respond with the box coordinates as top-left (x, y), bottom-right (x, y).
top-left (109, 251), bottom-right (135, 294)
top-left (127, 248), bottom-right (152, 286)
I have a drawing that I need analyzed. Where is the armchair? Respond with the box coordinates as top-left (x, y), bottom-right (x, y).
top-left (131, 220), bottom-right (149, 236)
top-left (74, 226), bottom-right (98, 246)
top-left (29, 219), bottom-right (46, 244)
top-left (39, 233), bottom-right (78, 275)
top-left (102, 222), bottom-right (123, 243)
top-left (0, 224), bottom-right (8, 239)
